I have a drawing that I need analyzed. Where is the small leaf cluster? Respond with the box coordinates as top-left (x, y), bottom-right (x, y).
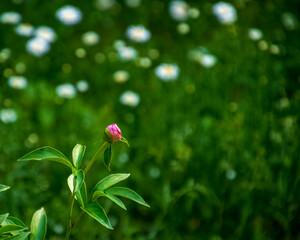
top-left (17, 142), bottom-right (149, 230)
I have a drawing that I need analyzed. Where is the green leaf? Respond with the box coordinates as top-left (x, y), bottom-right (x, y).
top-left (18, 147), bottom-right (73, 169)
top-left (0, 213), bottom-right (9, 225)
top-left (103, 145), bottom-right (112, 171)
top-left (67, 170), bottom-right (84, 194)
top-left (94, 173), bottom-right (130, 191)
top-left (120, 136), bottom-right (130, 147)
top-left (72, 144), bottom-right (86, 169)
top-left (0, 224), bottom-right (27, 235)
top-left (105, 194), bottom-right (127, 210)
top-left (92, 191), bottom-right (126, 210)
top-left (5, 232), bottom-right (30, 240)
top-left (6, 217), bottom-right (27, 228)
top-left (75, 181), bottom-right (87, 207)
top-left (0, 184), bottom-right (10, 192)
top-left (30, 208), bottom-right (47, 240)
top-left (81, 202), bottom-right (112, 230)
top-left (105, 187), bottom-right (150, 208)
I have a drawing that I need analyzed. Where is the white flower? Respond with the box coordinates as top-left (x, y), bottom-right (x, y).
top-left (248, 28), bottom-right (263, 41)
top-left (113, 40), bottom-right (126, 50)
top-left (8, 76), bottom-right (28, 89)
top-left (120, 91), bottom-right (140, 107)
top-left (113, 70), bottom-right (129, 83)
top-left (0, 12), bottom-right (21, 24)
top-left (56, 83), bottom-right (77, 99)
top-left (95, 0), bottom-right (115, 10)
top-left (169, 1), bottom-right (189, 21)
top-left (155, 64), bottom-right (179, 81)
top-left (35, 26), bottom-right (56, 43)
top-left (200, 54), bottom-right (217, 68)
top-left (76, 80), bottom-right (89, 92)
top-left (15, 23), bottom-right (34, 37)
top-left (56, 5), bottom-right (82, 26)
top-left (26, 38), bottom-right (50, 57)
top-left (117, 46), bottom-right (138, 61)
top-left (0, 109), bottom-right (18, 123)
top-left (82, 32), bottom-right (100, 46)
top-left (212, 2), bottom-right (237, 25)
top-left (126, 25), bottom-right (151, 43)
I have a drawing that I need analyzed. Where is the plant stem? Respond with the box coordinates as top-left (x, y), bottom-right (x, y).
top-left (65, 194), bottom-right (75, 240)
top-left (84, 142), bottom-right (109, 174)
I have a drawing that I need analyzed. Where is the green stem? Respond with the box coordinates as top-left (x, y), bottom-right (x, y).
top-left (65, 194), bottom-right (75, 240)
top-left (84, 142), bottom-right (109, 174)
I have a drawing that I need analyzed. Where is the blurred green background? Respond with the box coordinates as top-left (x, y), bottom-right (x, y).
top-left (1, 0), bottom-right (300, 239)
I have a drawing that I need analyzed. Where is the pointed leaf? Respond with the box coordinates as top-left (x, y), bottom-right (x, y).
top-left (105, 187), bottom-right (150, 208)
top-left (30, 208), bottom-right (47, 240)
top-left (105, 194), bottom-right (127, 210)
top-left (6, 216), bottom-right (27, 228)
top-left (72, 144), bottom-right (86, 169)
top-left (0, 224), bottom-right (27, 235)
top-left (18, 147), bottom-right (73, 169)
top-left (81, 202), bottom-right (112, 230)
top-left (0, 213), bottom-right (9, 225)
top-left (92, 190), bottom-right (106, 201)
top-left (67, 171), bottom-right (84, 194)
top-left (120, 136), bottom-right (130, 147)
top-left (103, 145), bottom-right (112, 171)
top-left (0, 184), bottom-right (10, 192)
top-left (5, 232), bottom-right (30, 240)
top-left (94, 173), bottom-right (130, 191)
top-left (75, 181), bottom-right (87, 207)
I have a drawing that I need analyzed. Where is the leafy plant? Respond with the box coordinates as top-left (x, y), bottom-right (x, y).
top-left (0, 186), bottom-right (47, 240)
top-left (16, 123), bottom-right (149, 239)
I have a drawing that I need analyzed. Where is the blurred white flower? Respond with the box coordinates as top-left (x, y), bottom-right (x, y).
top-left (15, 23), bottom-right (34, 37)
top-left (113, 40), bottom-right (126, 50)
top-left (8, 76), bottom-right (28, 89)
top-left (35, 26), bottom-right (56, 43)
top-left (188, 8), bottom-right (200, 19)
top-left (113, 70), bottom-right (129, 83)
top-left (0, 109), bottom-right (18, 123)
top-left (126, 25), bottom-right (151, 43)
top-left (248, 28), bottom-right (263, 41)
top-left (56, 5), bottom-right (82, 26)
top-left (200, 54), bottom-right (217, 68)
top-left (125, 0), bottom-right (141, 8)
top-left (138, 57), bottom-right (152, 68)
top-left (177, 23), bottom-right (190, 34)
top-left (95, 0), bottom-right (115, 10)
top-left (56, 83), bottom-right (77, 99)
top-left (26, 38), bottom-right (50, 57)
top-left (76, 80), bottom-right (89, 92)
top-left (0, 12), bottom-right (21, 24)
top-left (120, 91), bottom-right (140, 107)
top-left (212, 2), bottom-right (237, 25)
top-left (155, 64), bottom-right (179, 81)
top-left (82, 31), bottom-right (100, 46)
top-left (118, 46), bottom-right (138, 61)
top-left (282, 12), bottom-right (297, 30)
top-left (169, 1), bottom-right (189, 21)
top-left (226, 169), bottom-right (236, 180)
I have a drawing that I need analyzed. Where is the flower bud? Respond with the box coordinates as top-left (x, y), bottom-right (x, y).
top-left (104, 123), bottom-right (122, 143)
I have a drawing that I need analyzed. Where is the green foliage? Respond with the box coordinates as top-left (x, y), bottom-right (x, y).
top-left (0, 185), bottom-right (10, 192)
top-left (72, 144), bottom-right (86, 169)
top-left (81, 203), bottom-right (113, 230)
top-left (94, 173), bottom-right (130, 191)
top-left (103, 145), bottom-right (112, 171)
top-left (30, 208), bottom-right (47, 240)
top-left (105, 187), bottom-right (150, 208)
top-left (18, 147), bottom-right (73, 169)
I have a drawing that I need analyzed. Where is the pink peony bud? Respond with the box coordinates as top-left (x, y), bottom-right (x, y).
top-left (104, 123), bottom-right (122, 143)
